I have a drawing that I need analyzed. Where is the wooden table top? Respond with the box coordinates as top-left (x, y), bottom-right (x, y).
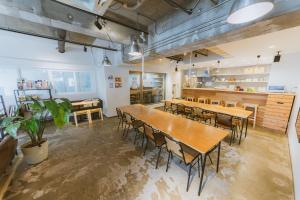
top-left (166, 99), bottom-right (252, 119)
top-left (119, 104), bottom-right (228, 154)
top-left (71, 100), bottom-right (99, 106)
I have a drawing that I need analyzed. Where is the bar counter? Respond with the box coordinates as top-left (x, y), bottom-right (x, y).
top-left (182, 88), bottom-right (295, 133)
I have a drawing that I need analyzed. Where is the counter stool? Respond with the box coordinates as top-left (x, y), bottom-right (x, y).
top-left (210, 99), bottom-right (221, 105)
top-left (186, 97), bottom-right (194, 102)
top-left (243, 103), bottom-right (258, 128)
top-left (225, 101), bottom-right (238, 107)
top-left (197, 97), bottom-right (207, 104)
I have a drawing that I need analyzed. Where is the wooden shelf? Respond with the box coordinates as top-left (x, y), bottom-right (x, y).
top-left (215, 81), bottom-right (268, 83)
top-left (211, 73), bottom-right (269, 76)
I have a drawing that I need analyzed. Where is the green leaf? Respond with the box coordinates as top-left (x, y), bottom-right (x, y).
top-left (22, 118), bottom-right (39, 135)
top-left (4, 121), bottom-right (21, 138)
top-left (44, 100), bottom-right (59, 117)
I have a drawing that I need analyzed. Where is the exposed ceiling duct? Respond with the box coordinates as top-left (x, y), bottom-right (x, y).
top-left (57, 29), bottom-right (66, 53)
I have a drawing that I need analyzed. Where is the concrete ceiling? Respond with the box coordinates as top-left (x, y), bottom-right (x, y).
top-left (179, 25), bottom-right (300, 69)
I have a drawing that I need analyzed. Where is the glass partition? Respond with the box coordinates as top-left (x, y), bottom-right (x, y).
top-left (129, 71), bottom-right (166, 105)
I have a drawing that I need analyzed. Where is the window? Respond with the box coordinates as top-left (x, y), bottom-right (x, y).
top-left (51, 71), bottom-right (93, 93)
top-left (75, 72), bottom-right (92, 92)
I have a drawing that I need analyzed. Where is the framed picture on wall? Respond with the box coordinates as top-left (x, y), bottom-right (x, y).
top-left (296, 107), bottom-right (300, 143)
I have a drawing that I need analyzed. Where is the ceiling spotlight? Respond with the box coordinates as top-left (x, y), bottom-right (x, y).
top-left (94, 16), bottom-right (102, 30)
top-left (83, 46), bottom-right (87, 52)
top-left (227, 0), bottom-right (274, 24)
top-left (175, 66), bottom-right (178, 72)
top-left (274, 51), bottom-right (281, 63)
top-left (195, 53), bottom-right (198, 58)
top-left (102, 55), bottom-right (112, 66)
top-left (128, 37), bottom-right (141, 56)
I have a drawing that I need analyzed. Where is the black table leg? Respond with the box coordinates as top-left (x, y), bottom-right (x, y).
top-left (198, 153), bottom-right (207, 196)
top-left (216, 142), bottom-right (221, 173)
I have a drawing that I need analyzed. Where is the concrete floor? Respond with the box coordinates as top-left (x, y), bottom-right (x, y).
top-left (4, 115), bottom-right (294, 200)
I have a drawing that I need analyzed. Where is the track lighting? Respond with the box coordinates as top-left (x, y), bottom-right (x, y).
top-left (274, 51), bottom-right (281, 63)
top-left (102, 55), bottom-right (112, 66)
top-left (83, 46), bottom-right (87, 52)
top-left (128, 37), bottom-right (141, 56)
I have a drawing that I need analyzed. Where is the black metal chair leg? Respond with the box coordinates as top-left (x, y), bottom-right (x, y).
top-left (186, 164), bottom-right (192, 192)
top-left (141, 134), bottom-right (145, 147)
top-left (117, 119), bottom-right (122, 131)
top-left (143, 139), bottom-right (148, 156)
top-left (133, 130), bottom-right (138, 144)
top-left (166, 151), bottom-right (171, 172)
top-left (229, 129), bottom-right (234, 146)
top-left (122, 124), bottom-right (127, 137)
top-left (208, 155), bottom-right (213, 164)
top-left (155, 146), bottom-right (162, 169)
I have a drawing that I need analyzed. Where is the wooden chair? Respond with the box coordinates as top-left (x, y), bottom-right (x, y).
top-left (186, 97), bottom-right (194, 102)
top-left (122, 112), bottom-right (134, 137)
top-left (192, 107), bottom-right (213, 124)
top-left (164, 101), bottom-right (172, 112)
top-left (164, 135), bottom-right (201, 192)
top-left (210, 99), bottom-right (221, 105)
top-left (197, 97), bottom-right (207, 104)
top-left (143, 124), bottom-right (166, 169)
top-left (171, 103), bottom-right (177, 114)
top-left (225, 101), bottom-right (238, 107)
top-left (243, 103), bottom-right (258, 128)
top-left (175, 104), bottom-right (185, 116)
top-left (116, 108), bottom-right (123, 131)
top-left (132, 120), bottom-right (145, 146)
top-left (215, 113), bottom-right (238, 145)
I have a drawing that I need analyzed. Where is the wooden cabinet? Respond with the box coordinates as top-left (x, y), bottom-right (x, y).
top-left (262, 94), bottom-right (295, 133)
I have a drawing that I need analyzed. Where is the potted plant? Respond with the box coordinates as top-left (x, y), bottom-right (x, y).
top-left (0, 98), bottom-right (71, 164)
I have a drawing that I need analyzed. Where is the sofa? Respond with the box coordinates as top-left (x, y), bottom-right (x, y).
top-left (0, 134), bottom-right (18, 178)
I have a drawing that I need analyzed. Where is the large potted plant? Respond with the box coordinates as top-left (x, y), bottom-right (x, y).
top-left (0, 98), bottom-right (71, 164)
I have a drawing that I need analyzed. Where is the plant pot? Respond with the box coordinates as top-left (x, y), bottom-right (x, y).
top-left (21, 140), bottom-right (48, 165)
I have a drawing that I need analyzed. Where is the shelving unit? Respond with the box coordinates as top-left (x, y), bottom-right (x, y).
top-left (182, 64), bottom-right (271, 92)
top-left (14, 89), bottom-right (52, 106)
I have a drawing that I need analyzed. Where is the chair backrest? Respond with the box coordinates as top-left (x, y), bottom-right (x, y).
top-left (132, 120), bottom-right (144, 129)
top-left (225, 101), bottom-right (237, 107)
top-left (144, 123), bottom-right (154, 139)
top-left (197, 98), bottom-right (206, 104)
top-left (164, 136), bottom-right (183, 158)
top-left (123, 112), bottom-right (133, 124)
top-left (171, 103), bottom-right (177, 111)
top-left (186, 97), bottom-right (194, 102)
top-left (243, 103), bottom-right (258, 118)
top-left (116, 108), bottom-right (122, 119)
top-left (216, 113), bottom-right (233, 128)
top-left (193, 107), bottom-right (203, 115)
top-left (165, 101), bottom-right (172, 107)
top-left (177, 104), bottom-right (185, 112)
top-left (210, 99), bottom-right (221, 105)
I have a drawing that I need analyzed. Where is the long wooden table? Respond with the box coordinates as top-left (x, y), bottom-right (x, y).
top-left (166, 99), bottom-right (253, 144)
top-left (119, 104), bottom-right (228, 195)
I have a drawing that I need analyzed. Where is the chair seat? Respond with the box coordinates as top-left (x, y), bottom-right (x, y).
top-left (138, 127), bottom-right (144, 133)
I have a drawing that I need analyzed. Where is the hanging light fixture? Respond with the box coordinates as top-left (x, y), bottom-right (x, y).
top-left (227, 0), bottom-right (274, 24)
top-left (128, 36), bottom-right (141, 56)
top-left (101, 21), bottom-right (113, 67)
top-left (102, 55), bottom-right (112, 66)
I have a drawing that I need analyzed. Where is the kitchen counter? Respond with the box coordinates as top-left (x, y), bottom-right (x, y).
top-left (182, 87), bottom-right (295, 133)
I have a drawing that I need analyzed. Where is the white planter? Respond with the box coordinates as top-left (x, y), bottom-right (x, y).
top-left (21, 140), bottom-right (48, 165)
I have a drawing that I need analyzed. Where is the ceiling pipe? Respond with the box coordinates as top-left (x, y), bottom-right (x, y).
top-left (49, 0), bottom-right (148, 34)
top-left (0, 27), bottom-right (118, 52)
top-left (163, 0), bottom-right (201, 15)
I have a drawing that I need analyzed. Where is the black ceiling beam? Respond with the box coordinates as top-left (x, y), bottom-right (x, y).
top-left (49, 0), bottom-right (148, 34)
top-left (0, 27), bottom-right (118, 51)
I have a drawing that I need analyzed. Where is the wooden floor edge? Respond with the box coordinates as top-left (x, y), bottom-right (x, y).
top-left (0, 156), bottom-right (23, 200)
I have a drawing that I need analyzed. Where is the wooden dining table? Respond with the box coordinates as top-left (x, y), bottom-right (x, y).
top-left (165, 99), bottom-right (253, 144)
top-left (119, 104), bottom-right (229, 195)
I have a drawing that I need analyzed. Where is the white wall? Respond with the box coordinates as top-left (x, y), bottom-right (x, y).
top-left (0, 30), bottom-right (179, 117)
top-left (269, 52), bottom-right (300, 200)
